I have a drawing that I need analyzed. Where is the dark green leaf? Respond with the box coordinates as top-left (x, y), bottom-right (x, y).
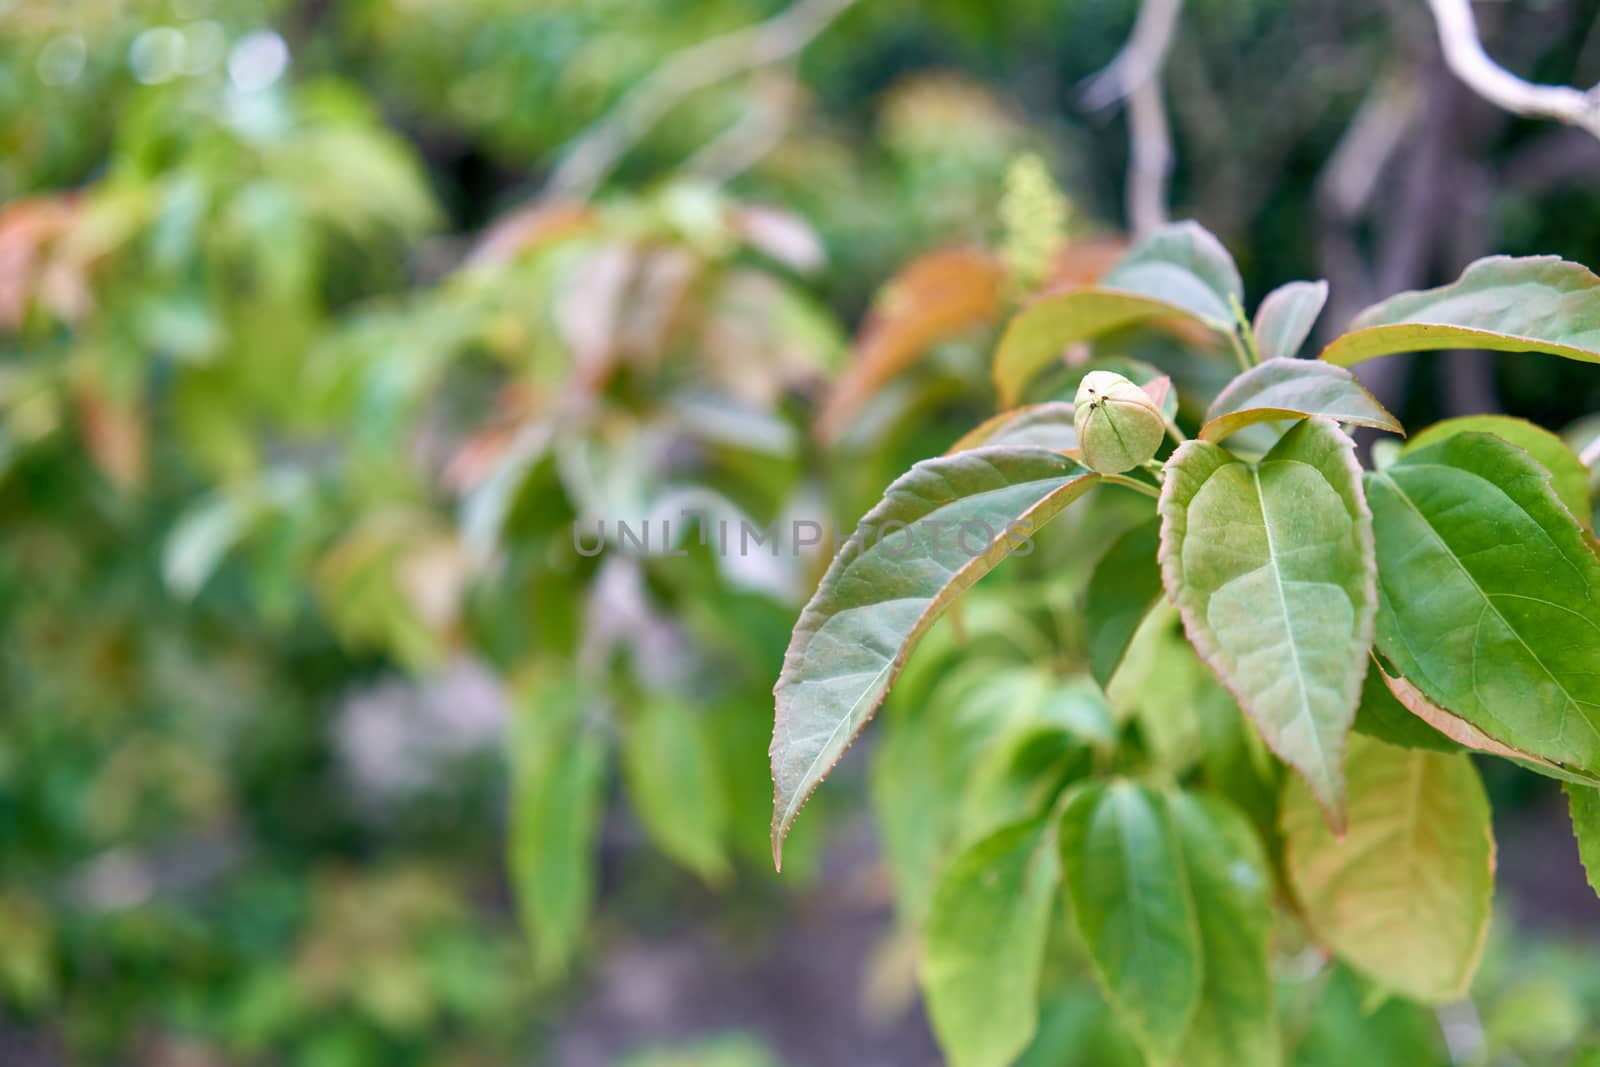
top-left (1367, 431), bottom-right (1600, 772)
top-left (1086, 517), bottom-right (1164, 688)
top-left (1059, 782), bottom-right (1200, 1063)
top-left (1168, 793), bottom-right (1279, 1067)
top-left (1404, 415), bottom-right (1591, 529)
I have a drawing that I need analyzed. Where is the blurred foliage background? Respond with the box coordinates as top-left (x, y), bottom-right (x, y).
top-left (4, 0), bottom-right (1600, 1064)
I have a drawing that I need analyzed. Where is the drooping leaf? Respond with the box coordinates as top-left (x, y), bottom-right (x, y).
top-left (621, 699), bottom-right (730, 885)
top-left (947, 401), bottom-right (1078, 454)
top-left (1159, 418), bottom-right (1376, 825)
top-left (818, 248), bottom-right (1004, 441)
top-left (1563, 784), bottom-right (1600, 900)
top-left (1252, 279), bottom-right (1328, 361)
top-left (1059, 782), bottom-right (1201, 1064)
top-left (1404, 415), bottom-right (1592, 529)
top-left (508, 677), bottom-right (609, 981)
top-left (1283, 735), bottom-right (1493, 1003)
top-left (770, 448), bottom-right (1100, 864)
top-left (1086, 518), bottom-right (1164, 688)
top-left (1366, 431), bottom-right (1600, 772)
top-left (992, 221), bottom-right (1239, 405)
top-left (1167, 793), bottom-right (1280, 1067)
top-left (1200, 358), bottom-right (1402, 443)
top-left (924, 819), bottom-right (1061, 1067)
top-left (1320, 255), bottom-right (1600, 368)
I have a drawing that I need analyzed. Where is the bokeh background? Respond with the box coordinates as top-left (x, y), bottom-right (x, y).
top-left (5, 1), bottom-right (1600, 1064)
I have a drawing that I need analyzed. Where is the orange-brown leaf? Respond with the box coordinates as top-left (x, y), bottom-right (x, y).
top-left (817, 248), bottom-right (1003, 442)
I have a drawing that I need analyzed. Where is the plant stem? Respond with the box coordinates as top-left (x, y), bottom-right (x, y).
top-left (1102, 473), bottom-right (1162, 499)
top-left (1228, 292), bottom-right (1263, 369)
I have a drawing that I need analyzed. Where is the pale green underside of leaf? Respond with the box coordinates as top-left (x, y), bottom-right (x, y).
top-left (1103, 220), bottom-right (1244, 328)
top-left (924, 818), bottom-right (1061, 1067)
top-left (1200, 358), bottom-right (1402, 442)
top-left (1367, 431), bottom-right (1600, 772)
top-left (947, 401), bottom-right (1078, 455)
top-left (1086, 517), bottom-right (1164, 688)
top-left (1563, 784), bottom-right (1600, 901)
top-left (1319, 255), bottom-right (1600, 367)
top-left (1059, 782), bottom-right (1201, 1065)
top-left (1283, 735), bottom-right (1494, 1004)
top-left (770, 447), bottom-right (1100, 865)
top-left (1404, 415), bottom-right (1592, 530)
top-left (992, 221), bottom-right (1240, 405)
top-left (1253, 279), bottom-right (1328, 362)
top-left (1159, 418), bottom-right (1376, 826)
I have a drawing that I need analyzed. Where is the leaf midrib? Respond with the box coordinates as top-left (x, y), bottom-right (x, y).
top-left (1250, 463), bottom-right (1334, 785)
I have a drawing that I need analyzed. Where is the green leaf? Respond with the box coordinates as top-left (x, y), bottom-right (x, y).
top-left (1366, 431), bottom-right (1600, 772)
top-left (1085, 517), bottom-right (1164, 688)
top-left (1200, 358), bottom-right (1402, 443)
top-left (960, 721), bottom-right (1089, 843)
top-left (771, 448), bottom-right (1100, 864)
top-left (1564, 783), bottom-right (1600, 900)
top-left (1320, 255), bottom-right (1600, 367)
top-left (992, 291), bottom-right (1203, 408)
top-left (1405, 415), bottom-right (1592, 529)
top-left (873, 661), bottom-right (1052, 923)
top-left (1167, 793), bottom-right (1279, 1067)
top-left (992, 222), bottom-right (1239, 405)
top-left (1102, 221), bottom-right (1244, 329)
top-left (1059, 782), bottom-right (1201, 1064)
top-left (1282, 735), bottom-right (1494, 1004)
top-left (621, 699), bottom-right (730, 885)
top-left (947, 401), bottom-right (1078, 454)
top-left (1159, 418), bottom-right (1376, 825)
top-left (1252, 279), bottom-right (1328, 361)
top-left (508, 677), bottom-right (608, 981)
top-left (924, 819), bottom-right (1061, 1067)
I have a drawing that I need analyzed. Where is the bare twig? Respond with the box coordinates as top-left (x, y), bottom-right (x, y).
top-left (545, 0), bottom-right (857, 202)
top-left (1426, 0), bottom-right (1600, 139)
top-left (1125, 77), bottom-right (1173, 237)
top-left (1581, 432), bottom-right (1600, 470)
top-left (685, 70), bottom-right (800, 185)
top-left (1081, 0), bottom-right (1183, 237)
top-left (1080, 0), bottom-right (1184, 110)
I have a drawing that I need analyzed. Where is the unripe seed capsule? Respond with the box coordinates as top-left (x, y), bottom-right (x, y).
top-left (1073, 371), bottom-right (1166, 473)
